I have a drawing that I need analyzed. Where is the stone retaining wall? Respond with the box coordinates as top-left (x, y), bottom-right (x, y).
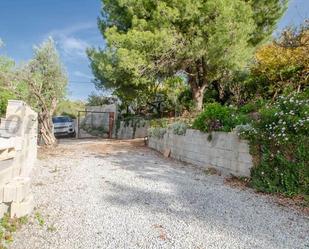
top-left (148, 129), bottom-right (253, 177)
top-left (0, 100), bottom-right (37, 218)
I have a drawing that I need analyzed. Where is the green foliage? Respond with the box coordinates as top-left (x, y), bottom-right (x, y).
top-left (22, 38), bottom-right (68, 112)
top-left (160, 76), bottom-right (189, 115)
top-left (34, 212), bottom-right (45, 227)
top-left (0, 53), bottom-right (15, 116)
top-left (248, 0), bottom-right (288, 45)
top-left (55, 100), bottom-right (85, 119)
top-left (169, 121), bottom-right (187, 136)
top-left (192, 103), bottom-right (249, 133)
top-left (178, 88), bottom-right (195, 112)
top-left (239, 90), bottom-right (309, 196)
top-left (250, 142), bottom-right (308, 196)
top-left (1, 38), bottom-right (68, 145)
top-left (89, 0), bottom-right (286, 110)
top-left (0, 213), bottom-right (28, 248)
top-left (238, 99), bottom-right (265, 114)
top-left (86, 93), bottom-right (118, 106)
top-left (250, 23), bottom-right (309, 99)
top-left (80, 124), bottom-right (109, 137)
top-left (148, 127), bottom-right (167, 139)
top-left (149, 118), bottom-right (169, 128)
top-left (0, 90), bottom-right (14, 116)
top-left (121, 116), bottom-right (147, 129)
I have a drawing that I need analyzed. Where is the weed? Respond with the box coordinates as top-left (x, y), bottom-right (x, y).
top-left (0, 213), bottom-right (28, 248)
top-left (34, 212), bottom-right (45, 227)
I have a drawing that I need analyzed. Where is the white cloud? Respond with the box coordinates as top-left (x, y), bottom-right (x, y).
top-left (61, 37), bottom-right (89, 57)
top-left (46, 22), bottom-right (96, 59)
top-left (48, 22), bottom-right (96, 38)
top-left (74, 70), bottom-right (92, 79)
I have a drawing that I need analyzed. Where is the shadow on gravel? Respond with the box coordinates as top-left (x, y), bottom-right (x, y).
top-left (99, 148), bottom-right (308, 248)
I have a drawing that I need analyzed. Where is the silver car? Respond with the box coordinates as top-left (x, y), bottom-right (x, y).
top-left (52, 116), bottom-right (76, 137)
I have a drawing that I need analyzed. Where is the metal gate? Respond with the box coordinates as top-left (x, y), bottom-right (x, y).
top-left (77, 111), bottom-right (115, 139)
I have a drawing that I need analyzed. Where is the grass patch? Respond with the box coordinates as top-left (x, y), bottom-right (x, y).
top-left (0, 213), bottom-right (28, 249)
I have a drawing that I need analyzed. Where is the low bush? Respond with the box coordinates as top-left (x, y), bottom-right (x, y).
top-left (239, 90), bottom-right (309, 197)
top-left (147, 127), bottom-right (167, 139)
top-left (238, 99), bottom-right (265, 114)
top-left (149, 118), bottom-right (169, 128)
top-left (169, 121), bottom-right (187, 135)
top-left (192, 102), bottom-right (250, 133)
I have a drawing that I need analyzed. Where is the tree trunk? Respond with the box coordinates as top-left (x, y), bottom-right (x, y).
top-left (188, 60), bottom-right (208, 111)
top-left (192, 87), bottom-right (205, 111)
top-left (38, 112), bottom-right (57, 146)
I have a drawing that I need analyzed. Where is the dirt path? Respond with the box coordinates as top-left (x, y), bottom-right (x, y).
top-left (10, 139), bottom-right (309, 249)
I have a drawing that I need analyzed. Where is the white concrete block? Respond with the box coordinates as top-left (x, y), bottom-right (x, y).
top-left (0, 161), bottom-right (13, 186)
top-left (3, 182), bottom-right (16, 202)
top-left (3, 177), bottom-right (31, 202)
top-left (10, 194), bottom-right (34, 218)
top-left (0, 203), bottom-right (10, 217)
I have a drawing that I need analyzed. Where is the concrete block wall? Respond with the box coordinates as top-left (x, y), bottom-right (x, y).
top-left (78, 104), bottom-right (118, 138)
top-left (0, 100), bottom-right (37, 218)
top-left (117, 120), bottom-right (149, 139)
top-left (148, 129), bottom-right (253, 177)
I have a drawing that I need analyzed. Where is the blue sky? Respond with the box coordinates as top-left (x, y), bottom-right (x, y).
top-left (0, 0), bottom-right (308, 101)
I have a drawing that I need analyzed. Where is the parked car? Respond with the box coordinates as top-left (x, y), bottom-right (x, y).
top-left (52, 116), bottom-right (76, 137)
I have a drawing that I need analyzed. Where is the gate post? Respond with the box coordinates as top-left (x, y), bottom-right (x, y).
top-left (108, 112), bottom-right (115, 139)
top-left (77, 111), bottom-right (80, 139)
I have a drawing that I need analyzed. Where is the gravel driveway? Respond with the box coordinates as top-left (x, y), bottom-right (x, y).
top-left (10, 139), bottom-right (309, 249)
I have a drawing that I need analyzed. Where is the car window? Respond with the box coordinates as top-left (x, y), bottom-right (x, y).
top-left (52, 117), bottom-right (71, 123)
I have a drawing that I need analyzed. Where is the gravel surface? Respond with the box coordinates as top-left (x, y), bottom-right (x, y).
top-left (9, 139), bottom-right (309, 249)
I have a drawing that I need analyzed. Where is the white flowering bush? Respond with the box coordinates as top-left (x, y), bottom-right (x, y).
top-left (264, 94), bottom-right (309, 144)
top-left (169, 121), bottom-right (187, 135)
top-left (235, 124), bottom-right (256, 136)
top-left (240, 90), bottom-right (309, 196)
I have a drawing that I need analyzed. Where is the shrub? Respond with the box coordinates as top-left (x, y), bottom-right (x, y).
top-left (149, 118), bottom-right (169, 128)
top-left (238, 99), bottom-right (265, 114)
top-left (250, 140), bottom-right (309, 195)
top-left (192, 103), bottom-right (250, 133)
top-left (169, 122), bottom-right (187, 135)
top-left (192, 103), bottom-right (232, 132)
top-left (240, 90), bottom-right (309, 197)
top-left (148, 127), bottom-right (167, 139)
top-left (0, 90), bottom-right (14, 116)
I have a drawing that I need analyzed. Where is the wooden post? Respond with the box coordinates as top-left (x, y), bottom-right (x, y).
top-left (108, 112), bottom-right (115, 139)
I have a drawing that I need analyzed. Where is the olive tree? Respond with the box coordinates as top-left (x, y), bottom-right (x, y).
top-left (2, 38), bottom-right (68, 145)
